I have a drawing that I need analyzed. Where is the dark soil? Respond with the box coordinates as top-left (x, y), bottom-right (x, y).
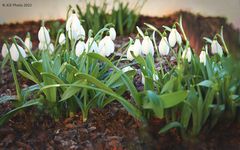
top-left (1, 11), bottom-right (240, 149)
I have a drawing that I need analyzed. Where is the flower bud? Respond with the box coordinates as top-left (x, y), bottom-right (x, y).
top-left (182, 47), bottom-right (192, 62)
top-left (127, 39), bottom-right (142, 61)
top-left (59, 33), bottom-right (66, 45)
top-left (49, 43), bottom-right (55, 54)
top-left (24, 35), bottom-right (32, 52)
top-left (86, 37), bottom-right (99, 53)
top-left (38, 26), bottom-right (50, 44)
top-left (66, 13), bottom-right (85, 40)
top-left (1, 43), bottom-right (8, 58)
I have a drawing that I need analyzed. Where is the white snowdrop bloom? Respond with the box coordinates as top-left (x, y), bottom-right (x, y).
top-left (158, 37), bottom-right (170, 56)
top-left (86, 37), bottom-right (99, 53)
top-left (109, 27), bottom-right (116, 41)
top-left (49, 43), bottom-right (55, 54)
top-left (58, 33), bottom-right (66, 45)
top-left (142, 36), bottom-right (154, 56)
top-left (122, 66), bottom-right (134, 73)
top-left (98, 36), bottom-right (115, 57)
top-left (168, 28), bottom-right (182, 47)
top-left (10, 44), bottom-right (26, 61)
top-left (127, 45), bottom-right (135, 61)
top-left (1, 43), bottom-right (8, 58)
top-left (75, 41), bottom-right (86, 57)
top-left (211, 40), bottom-right (223, 57)
top-left (24, 36), bottom-right (32, 52)
top-left (127, 39), bottom-right (142, 61)
top-left (38, 42), bottom-right (47, 50)
top-left (66, 13), bottom-right (85, 40)
top-left (199, 51), bottom-right (207, 66)
top-left (182, 47), bottom-right (192, 63)
top-left (38, 26), bottom-right (51, 44)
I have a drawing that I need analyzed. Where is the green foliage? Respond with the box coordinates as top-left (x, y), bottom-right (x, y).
top-left (76, 0), bottom-right (145, 35)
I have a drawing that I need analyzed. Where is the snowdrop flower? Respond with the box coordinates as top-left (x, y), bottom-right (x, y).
top-left (10, 44), bottom-right (26, 61)
top-left (199, 51), bottom-right (207, 66)
top-left (122, 66), bottom-right (134, 73)
top-left (127, 39), bottom-right (142, 61)
top-left (168, 28), bottom-right (182, 47)
top-left (142, 36), bottom-right (154, 56)
top-left (98, 36), bottom-right (115, 57)
top-left (38, 42), bottom-right (47, 50)
top-left (86, 37), bottom-right (99, 53)
top-left (211, 40), bottom-right (223, 57)
top-left (75, 41), bottom-right (86, 57)
top-left (66, 13), bottom-right (85, 40)
top-left (24, 34), bottom-right (32, 52)
top-left (141, 72), bottom-right (145, 85)
top-left (182, 47), bottom-right (192, 62)
top-left (58, 33), bottom-right (66, 45)
top-left (38, 26), bottom-right (51, 44)
top-left (49, 43), bottom-right (55, 54)
top-left (1, 43), bottom-right (8, 58)
top-left (109, 27), bottom-right (116, 41)
top-left (158, 37), bottom-right (170, 56)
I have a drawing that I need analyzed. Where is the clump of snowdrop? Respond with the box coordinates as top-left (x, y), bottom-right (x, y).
top-left (98, 36), bottom-right (115, 57)
top-left (199, 51), bottom-right (207, 66)
top-left (1, 43), bottom-right (8, 58)
top-left (142, 36), bottom-right (154, 56)
top-left (127, 39), bottom-right (142, 61)
top-left (58, 33), bottom-right (66, 45)
top-left (10, 43), bottom-right (26, 61)
top-left (211, 39), bottom-right (223, 57)
top-left (109, 27), bottom-right (116, 41)
top-left (66, 13), bottom-right (85, 41)
top-left (24, 33), bottom-right (32, 52)
top-left (158, 36), bottom-right (170, 56)
top-left (168, 27), bottom-right (182, 47)
top-left (182, 47), bottom-right (192, 62)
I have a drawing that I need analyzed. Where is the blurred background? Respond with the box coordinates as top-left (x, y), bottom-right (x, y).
top-left (0, 0), bottom-right (239, 29)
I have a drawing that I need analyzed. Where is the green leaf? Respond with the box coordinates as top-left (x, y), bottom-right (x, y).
top-left (19, 70), bottom-right (38, 83)
top-left (160, 91), bottom-right (188, 108)
top-left (159, 122), bottom-right (182, 134)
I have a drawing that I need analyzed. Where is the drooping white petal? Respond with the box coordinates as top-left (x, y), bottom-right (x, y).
top-left (141, 72), bottom-right (145, 85)
top-left (98, 36), bottom-right (115, 57)
top-left (142, 36), bottom-right (154, 56)
top-left (10, 44), bottom-right (26, 61)
top-left (168, 28), bottom-right (182, 47)
top-left (38, 26), bottom-right (50, 44)
top-left (66, 13), bottom-right (85, 41)
top-left (109, 27), bottom-right (116, 41)
top-left (127, 45), bottom-right (135, 61)
top-left (182, 47), bottom-right (192, 62)
top-left (59, 33), bottom-right (66, 45)
top-left (75, 41), bottom-right (86, 57)
top-left (38, 42), bottom-right (48, 50)
top-left (153, 73), bottom-right (159, 81)
top-left (49, 43), bottom-right (55, 54)
top-left (24, 37), bottom-right (32, 52)
top-left (1, 43), bottom-right (8, 58)
top-left (86, 37), bottom-right (99, 53)
top-left (211, 40), bottom-right (223, 57)
top-left (133, 39), bottom-right (142, 56)
top-left (158, 37), bottom-right (170, 56)
top-left (199, 51), bottom-right (207, 66)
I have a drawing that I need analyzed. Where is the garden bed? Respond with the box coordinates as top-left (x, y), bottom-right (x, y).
top-left (1, 11), bottom-right (240, 149)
